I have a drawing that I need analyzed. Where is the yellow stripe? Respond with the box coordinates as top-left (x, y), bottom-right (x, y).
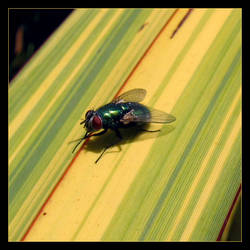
top-left (9, 9), bottom-right (108, 140)
top-left (166, 88), bottom-right (241, 240)
top-left (180, 113), bottom-right (241, 241)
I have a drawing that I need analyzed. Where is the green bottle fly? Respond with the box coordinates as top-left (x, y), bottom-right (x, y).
top-left (72, 88), bottom-right (176, 163)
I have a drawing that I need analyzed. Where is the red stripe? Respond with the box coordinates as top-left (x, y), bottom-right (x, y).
top-left (20, 9), bottom-right (179, 241)
top-left (170, 8), bottom-right (193, 39)
top-left (216, 184), bottom-right (242, 241)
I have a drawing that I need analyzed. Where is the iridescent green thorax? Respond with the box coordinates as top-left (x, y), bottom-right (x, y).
top-left (96, 102), bottom-right (150, 129)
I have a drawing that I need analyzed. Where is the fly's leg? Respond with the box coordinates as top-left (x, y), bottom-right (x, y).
top-left (114, 128), bottom-right (123, 139)
top-left (95, 143), bottom-right (115, 164)
top-left (95, 128), bottom-right (122, 164)
top-left (72, 129), bottom-right (108, 153)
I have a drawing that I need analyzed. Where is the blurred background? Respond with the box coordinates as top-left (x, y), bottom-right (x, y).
top-left (8, 9), bottom-right (241, 241)
top-left (9, 9), bottom-right (73, 81)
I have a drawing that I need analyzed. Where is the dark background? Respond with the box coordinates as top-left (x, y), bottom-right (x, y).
top-left (9, 9), bottom-right (73, 81)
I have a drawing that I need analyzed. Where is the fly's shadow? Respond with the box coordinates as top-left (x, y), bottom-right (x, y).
top-left (82, 124), bottom-right (175, 157)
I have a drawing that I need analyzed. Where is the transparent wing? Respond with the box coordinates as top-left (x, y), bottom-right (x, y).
top-left (113, 88), bottom-right (147, 103)
top-left (134, 108), bottom-right (176, 123)
top-left (148, 108), bottom-right (176, 123)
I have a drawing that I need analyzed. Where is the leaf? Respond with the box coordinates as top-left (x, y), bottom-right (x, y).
top-left (9, 8), bottom-right (241, 241)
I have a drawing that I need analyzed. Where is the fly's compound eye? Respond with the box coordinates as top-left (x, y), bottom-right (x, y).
top-left (92, 115), bottom-right (102, 131)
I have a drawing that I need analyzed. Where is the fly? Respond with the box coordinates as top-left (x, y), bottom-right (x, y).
top-left (72, 88), bottom-right (176, 163)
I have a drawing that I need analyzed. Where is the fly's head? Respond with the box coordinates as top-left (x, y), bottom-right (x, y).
top-left (81, 110), bottom-right (103, 134)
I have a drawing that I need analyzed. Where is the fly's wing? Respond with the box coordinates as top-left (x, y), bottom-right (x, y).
top-left (133, 107), bottom-right (176, 124)
top-left (113, 88), bottom-right (146, 103)
top-left (148, 108), bottom-right (176, 123)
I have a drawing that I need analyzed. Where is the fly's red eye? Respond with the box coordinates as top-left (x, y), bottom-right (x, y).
top-left (92, 115), bottom-right (102, 130)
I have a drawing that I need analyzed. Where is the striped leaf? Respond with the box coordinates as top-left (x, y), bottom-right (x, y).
top-left (9, 8), bottom-right (241, 241)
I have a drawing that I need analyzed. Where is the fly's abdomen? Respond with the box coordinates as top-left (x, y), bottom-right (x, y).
top-left (128, 102), bottom-right (151, 122)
